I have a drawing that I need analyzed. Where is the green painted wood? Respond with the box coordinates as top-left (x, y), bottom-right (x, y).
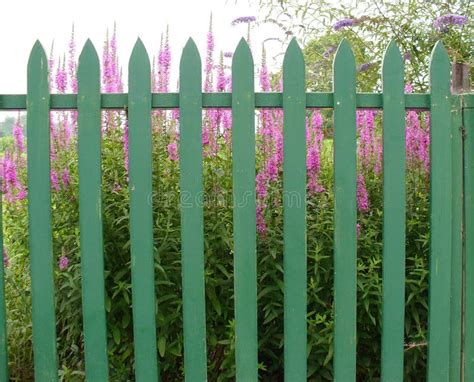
top-left (464, 105), bottom-right (474, 380)
top-left (427, 41), bottom-right (452, 381)
top-left (179, 38), bottom-right (207, 382)
top-left (128, 39), bottom-right (159, 381)
top-left (332, 39), bottom-right (357, 382)
top-left (380, 41), bottom-right (406, 382)
top-left (231, 38), bottom-right (258, 382)
top-left (0, 93), bottom-right (435, 111)
top-left (464, 95), bottom-right (474, 107)
top-left (282, 38), bottom-right (307, 381)
top-left (26, 40), bottom-right (58, 382)
top-left (449, 96), bottom-right (463, 381)
top-left (0, 193), bottom-right (8, 381)
top-left (77, 39), bottom-right (109, 382)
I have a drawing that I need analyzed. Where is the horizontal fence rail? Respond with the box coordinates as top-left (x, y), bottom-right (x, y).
top-left (0, 36), bottom-right (472, 382)
top-left (1, 92), bottom-right (468, 110)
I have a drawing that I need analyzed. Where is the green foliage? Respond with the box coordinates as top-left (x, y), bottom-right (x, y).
top-left (0, 115), bottom-right (26, 138)
top-left (2, 109), bottom-right (431, 380)
top-left (258, 0), bottom-right (472, 91)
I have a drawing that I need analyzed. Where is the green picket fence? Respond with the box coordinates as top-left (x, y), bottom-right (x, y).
top-left (0, 36), bottom-right (472, 381)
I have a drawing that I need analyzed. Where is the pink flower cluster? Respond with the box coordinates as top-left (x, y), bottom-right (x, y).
top-left (306, 111), bottom-right (324, 194)
top-left (1, 116), bottom-right (26, 202)
top-left (155, 27), bottom-right (171, 93)
top-left (102, 25), bottom-right (123, 94)
top-left (405, 85), bottom-right (430, 172)
top-left (204, 19), bottom-right (232, 157)
top-left (356, 109), bottom-right (380, 212)
top-left (354, 85), bottom-right (431, 216)
top-left (59, 255), bottom-right (69, 271)
top-left (254, 47), bottom-right (326, 234)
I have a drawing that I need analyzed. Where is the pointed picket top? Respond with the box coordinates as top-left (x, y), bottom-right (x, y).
top-left (129, 37), bottom-right (150, 73)
top-left (27, 40), bottom-right (49, 101)
top-left (27, 40), bottom-right (48, 75)
top-left (283, 38), bottom-right (304, 69)
top-left (283, 37), bottom-right (305, 98)
top-left (382, 40), bottom-right (403, 73)
top-left (78, 39), bottom-right (100, 80)
top-left (430, 41), bottom-right (450, 92)
top-left (430, 41), bottom-right (450, 72)
top-left (232, 37), bottom-right (254, 70)
top-left (180, 38), bottom-right (201, 72)
top-left (382, 40), bottom-right (404, 90)
top-left (333, 38), bottom-right (355, 70)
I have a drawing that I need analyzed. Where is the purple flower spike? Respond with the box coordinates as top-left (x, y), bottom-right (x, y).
top-left (12, 117), bottom-right (25, 154)
top-left (358, 62), bottom-right (372, 72)
top-left (333, 18), bottom-right (355, 31)
top-left (433, 14), bottom-right (468, 31)
top-left (323, 46), bottom-right (336, 58)
top-left (357, 175), bottom-right (369, 212)
top-left (3, 248), bottom-right (8, 268)
top-left (167, 142), bottom-right (179, 161)
top-left (55, 59), bottom-right (67, 94)
top-left (112, 183), bottom-right (122, 193)
top-left (231, 16), bottom-right (257, 26)
top-left (68, 26), bottom-right (77, 93)
top-left (61, 168), bottom-right (70, 189)
top-left (223, 52), bottom-right (233, 58)
top-left (51, 170), bottom-right (60, 191)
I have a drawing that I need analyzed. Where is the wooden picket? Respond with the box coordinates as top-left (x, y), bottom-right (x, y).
top-left (332, 39), bottom-right (358, 381)
top-left (232, 38), bottom-right (258, 382)
top-left (0, 36), bottom-right (471, 381)
top-left (77, 39), bottom-right (109, 381)
top-left (26, 41), bottom-right (58, 382)
top-left (128, 39), bottom-right (159, 381)
top-left (464, 101), bottom-right (474, 381)
top-left (427, 42), bottom-right (453, 380)
top-left (283, 38), bottom-right (307, 381)
top-left (380, 40), bottom-right (406, 381)
top-left (179, 39), bottom-right (208, 381)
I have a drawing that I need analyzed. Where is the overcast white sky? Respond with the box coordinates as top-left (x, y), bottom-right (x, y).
top-left (0, 0), bottom-right (283, 95)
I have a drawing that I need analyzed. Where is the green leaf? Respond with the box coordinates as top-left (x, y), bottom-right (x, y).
top-left (112, 326), bottom-right (121, 345)
top-left (158, 336), bottom-right (166, 357)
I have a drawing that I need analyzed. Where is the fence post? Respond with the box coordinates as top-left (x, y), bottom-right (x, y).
top-left (452, 63), bottom-right (470, 94)
top-left (427, 41), bottom-right (453, 381)
top-left (449, 61), bottom-right (467, 381)
top-left (459, 62), bottom-right (472, 381)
